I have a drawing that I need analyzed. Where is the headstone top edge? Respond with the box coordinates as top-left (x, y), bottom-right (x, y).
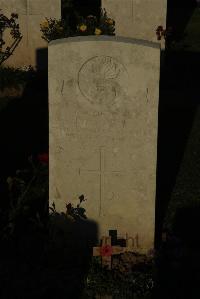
top-left (49, 35), bottom-right (161, 49)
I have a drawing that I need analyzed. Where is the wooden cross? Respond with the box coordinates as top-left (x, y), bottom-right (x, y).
top-left (93, 230), bottom-right (138, 269)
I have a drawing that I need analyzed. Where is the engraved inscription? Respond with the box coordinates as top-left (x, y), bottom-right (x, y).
top-left (78, 56), bottom-right (128, 107)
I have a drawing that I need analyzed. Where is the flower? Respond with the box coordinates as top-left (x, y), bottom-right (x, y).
top-left (40, 20), bottom-right (49, 30)
top-left (106, 18), bottom-right (114, 25)
top-left (37, 153), bottom-right (49, 164)
top-left (78, 24), bottom-right (87, 32)
top-left (95, 28), bottom-right (102, 35)
top-left (100, 245), bottom-right (113, 256)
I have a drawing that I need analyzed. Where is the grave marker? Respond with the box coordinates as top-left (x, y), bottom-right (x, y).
top-left (102, 0), bottom-right (167, 44)
top-left (0, 0), bottom-right (61, 67)
top-left (49, 35), bottom-right (160, 253)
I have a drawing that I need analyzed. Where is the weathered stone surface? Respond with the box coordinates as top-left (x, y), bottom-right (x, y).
top-left (0, 0), bottom-right (61, 68)
top-left (49, 36), bottom-right (160, 252)
top-left (29, 0), bottom-right (60, 16)
top-left (0, 0), bottom-right (27, 14)
top-left (102, 0), bottom-right (167, 43)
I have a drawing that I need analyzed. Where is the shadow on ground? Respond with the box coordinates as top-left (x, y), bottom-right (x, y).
top-left (0, 70), bottom-right (48, 177)
top-left (155, 205), bottom-right (200, 298)
top-left (0, 69), bottom-right (99, 297)
top-left (155, 49), bottom-right (200, 247)
top-left (0, 210), bottom-right (98, 299)
top-left (167, 0), bottom-right (196, 37)
top-left (155, 3), bottom-right (200, 294)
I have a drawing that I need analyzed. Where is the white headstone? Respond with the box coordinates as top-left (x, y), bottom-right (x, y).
top-left (0, 0), bottom-right (61, 68)
top-left (102, 0), bottom-right (167, 43)
top-left (49, 36), bottom-right (160, 252)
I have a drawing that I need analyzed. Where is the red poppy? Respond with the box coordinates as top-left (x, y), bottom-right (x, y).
top-left (38, 153), bottom-right (49, 164)
top-left (100, 245), bottom-right (113, 257)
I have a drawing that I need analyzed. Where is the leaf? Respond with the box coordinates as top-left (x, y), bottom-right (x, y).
top-left (79, 194), bottom-right (86, 204)
top-left (66, 203), bottom-right (73, 214)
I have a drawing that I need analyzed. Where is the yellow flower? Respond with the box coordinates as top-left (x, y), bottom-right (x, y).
top-left (78, 24), bottom-right (87, 32)
top-left (40, 20), bottom-right (49, 30)
top-left (106, 18), bottom-right (114, 25)
top-left (95, 28), bottom-right (102, 35)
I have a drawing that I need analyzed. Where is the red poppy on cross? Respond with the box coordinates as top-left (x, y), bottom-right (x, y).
top-left (100, 244), bottom-right (113, 257)
top-left (93, 236), bottom-right (120, 269)
top-left (93, 234), bottom-right (133, 269)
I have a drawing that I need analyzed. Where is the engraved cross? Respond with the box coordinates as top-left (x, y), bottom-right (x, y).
top-left (79, 147), bottom-right (121, 216)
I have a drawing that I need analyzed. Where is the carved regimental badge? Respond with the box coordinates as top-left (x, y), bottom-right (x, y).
top-left (78, 56), bottom-right (128, 108)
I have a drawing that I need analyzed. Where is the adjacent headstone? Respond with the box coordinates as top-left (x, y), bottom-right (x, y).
top-left (0, 0), bottom-right (61, 68)
top-left (49, 36), bottom-right (160, 252)
top-left (102, 0), bottom-right (167, 43)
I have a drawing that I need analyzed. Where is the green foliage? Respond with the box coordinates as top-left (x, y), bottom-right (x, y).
top-left (40, 18), bottom-right (69, 43)
top-left (0, 152), bottom-right (153, 298)
top-left (76, 9), bottom-right (115, 36)
top-left (83, 255), bottom-right (154, 298)
top-left (40, 9), bottom-right (115, 42)
top-left (0, 154), bottom-right (48, 241)
top-left (50, 194), bottom-right (87, 220)
top-left (0, 156), bottom-right (154, 298)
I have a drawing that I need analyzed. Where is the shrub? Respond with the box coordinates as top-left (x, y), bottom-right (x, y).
top-left (0, 155), bottom-right (154, 298)
top-left (0, 12), bottom-right (22, 65)
top-left (0, 65), bottom-right (34, 90)
top-left (83, 255), bottom-right (154, 298)
top-left (40, 9), bottom-right (115, 42)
